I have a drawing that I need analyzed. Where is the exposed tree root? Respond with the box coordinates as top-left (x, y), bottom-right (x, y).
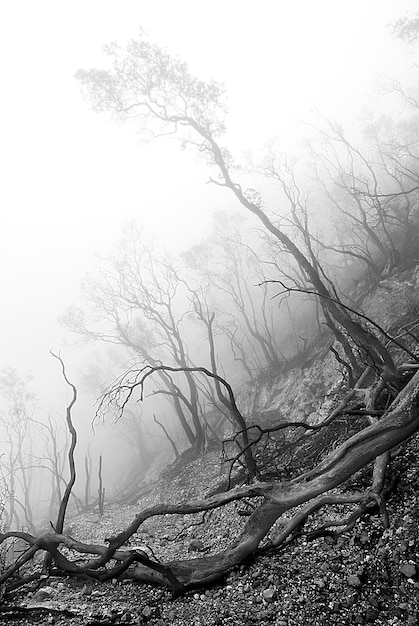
top-left (1, 369), bottom-right (419, 595)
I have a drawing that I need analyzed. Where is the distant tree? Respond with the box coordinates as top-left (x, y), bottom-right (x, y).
top-left (307, 118), bottom-right (419, 277)
top-left (116, 405), bottom-right (157, 470)
top-left (62, 226), bottom-right (214, 453)
top-left (390, 12), bottom-right (419, 41)
top-left (184, 214), bottom-right (286, 373)
top-left (0, 370), bottom-right (37, 532)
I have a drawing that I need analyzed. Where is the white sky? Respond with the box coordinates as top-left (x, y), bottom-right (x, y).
top-left (0, 0), bottom-right (417, 401)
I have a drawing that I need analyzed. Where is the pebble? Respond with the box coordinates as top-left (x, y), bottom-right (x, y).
top-left (400, 562), bottom-right (416, 578)
top-left (142, 605), bottom-right (153, 618)
top-left (32, 587), bottom-right (55, 602)
top-left (348, 574), bottom-right (362, 587)
top-left (262, 587), bottom-right (277, 602)
top-left (188, 539), bottom-right (205, 552)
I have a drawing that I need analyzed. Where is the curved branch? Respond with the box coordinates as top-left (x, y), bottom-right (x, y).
top-left (50, 351), bottom-right (78, 534)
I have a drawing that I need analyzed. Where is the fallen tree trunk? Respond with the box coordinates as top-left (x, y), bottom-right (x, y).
top-left (2, 370), bottom-right (419, 593)
top-left (128, 368), bottom-right (419, 587)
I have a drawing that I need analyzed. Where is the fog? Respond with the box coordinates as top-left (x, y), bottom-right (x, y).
top-left (1, 0), bottom-right (418, 528)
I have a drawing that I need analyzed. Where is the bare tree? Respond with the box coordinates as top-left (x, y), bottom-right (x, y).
top-left (75, 35), bottom-right (399, 378)
top-left (62, 227), bottom-right (207, 452)
top-left (184, 216), bottom-right (286, 372)
top-left (2, 361), bottom-right (419, 593)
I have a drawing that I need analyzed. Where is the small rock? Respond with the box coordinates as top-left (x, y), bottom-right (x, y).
top-left (400, 562), bottom-right (416, 578)
top-left (399, 541), bottom-right (408, 553)
top-left (262, 587), bottom-right (277, 602)
top-left (188, 539), bottom-right (205, 552)
top-left (367, 595), bottom-right (379, 608)
top-left (343, 593), bottom-right (357, 607)
top-left (32, 586), bottom-right (55, 602)
top-left (348, 574), bottom-right (362, 587)
top-left (365, 607), bottom-right (379, 622)
top-left (360, 531), bottom-right (369, 545)
top-left (142, 605), bottom-right (153, 618)
top-left (314, 577), bottom-right (326, 589)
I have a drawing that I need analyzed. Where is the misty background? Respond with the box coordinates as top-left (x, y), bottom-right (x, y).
top-left (1, 0), bottom-right (418, 527)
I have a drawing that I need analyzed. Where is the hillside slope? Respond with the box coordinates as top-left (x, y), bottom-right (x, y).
top-left (2, 268), bottom-right (419, 625)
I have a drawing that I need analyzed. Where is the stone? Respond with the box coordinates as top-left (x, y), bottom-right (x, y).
top-left (360, 531), bottom-right (369, 545)
top-left (188, 539), bottom-right (205, 552)
top-left (365, 607), bottom-right (379, 622)
top-left (348, 574), bottom-right (362, 587)
top-left (400, 562), bottom-right (416, 578)
top-left (32, 586), bottom-right (55, 602)
top-left (142, 605), bottom-right (153, 618)
top-left (262, 587), bottom-right (277, 602)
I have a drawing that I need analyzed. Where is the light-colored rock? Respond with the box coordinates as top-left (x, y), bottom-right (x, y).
top-left (400, 562), bottom-right (417, 578)
top-left (32, 586), bottom-right (55, 602)
top-left (347, 574), bottom-right (362, 587)
top-left (188, 538), bottom-right (205, 552)
top-left (262, 587), bottom-right (277, 602)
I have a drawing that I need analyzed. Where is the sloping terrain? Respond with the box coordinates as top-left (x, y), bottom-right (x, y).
top-left (2, 437), bottom-right (419, 626)
top-left (1, 268), bottom-right (419, 625)
top-left (238, 267), bottom-right (419, 421)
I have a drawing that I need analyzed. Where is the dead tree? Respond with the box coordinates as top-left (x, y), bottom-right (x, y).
top-left (61, 229), bottom-right (207, 454)
top-left (98, 455), bottom-right (105, 517)
top-left (1, 364), bottom-right (419, 593)
top-left (49, 352), bottom-right (78, 535)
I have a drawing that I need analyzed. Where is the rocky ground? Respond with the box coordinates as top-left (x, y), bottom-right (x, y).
top-left (1, 432), bottom-right (419, 626)
top-left (2, 268), bottom-right (419, 625)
